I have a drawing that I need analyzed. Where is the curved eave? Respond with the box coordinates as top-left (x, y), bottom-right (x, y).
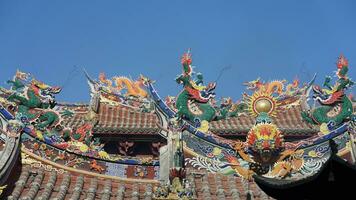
top-left (253, 153), bottom-right (356, 199)
top-left (22, 148), bottom-right (159, 183)
top-left (22, 130), bottom-right (160, 166)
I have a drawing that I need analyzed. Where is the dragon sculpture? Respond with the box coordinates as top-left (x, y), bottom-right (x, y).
top-left (2, 71), bottom-right (110, 159)
top-left (7, 73), bottom-right (61, 129)
top-left (85, 71), bottom-right (153, 112)
top-left (244, 78), bottom-right (300, 96)
top-left (301, 55), bottom-right (354, 127)
top-left (99, 72), bottom-right (148, 98)
top-left (175, 51), bottom-right (246, 123)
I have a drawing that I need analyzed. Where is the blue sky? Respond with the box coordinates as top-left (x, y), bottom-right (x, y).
top-left (0, 0), bottom-right (355, 102)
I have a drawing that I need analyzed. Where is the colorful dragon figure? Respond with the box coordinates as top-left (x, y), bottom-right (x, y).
top-left (7, 75), bottom-right (61, 129)
top-left (301, 55), bottom-right (354, 127)
top-left (244, 78), bottom-right (300, 96)
top-left (99, 73), bottom-right (148, 98)
top-left (113, 75), bottom-right (148, 97)
top-left (86, 71), bottom-right (153, 112)
top-left (175, 51), bottom-right (217, 122)
top-left (175, 51), bottom-right (246, 123)
top-left (1, 71), bottom-right (119, 163)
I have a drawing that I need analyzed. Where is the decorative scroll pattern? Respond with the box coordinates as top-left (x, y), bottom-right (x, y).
top-left (21, 152), bottom-right (66, 174)
top-left (185, 155), bottom-right (233, 173)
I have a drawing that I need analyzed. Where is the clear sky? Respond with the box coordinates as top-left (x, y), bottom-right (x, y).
top-left (0, 0), bottom-right (355, 103)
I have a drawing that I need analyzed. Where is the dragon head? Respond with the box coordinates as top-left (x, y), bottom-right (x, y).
top-left (244, 78), bottom-right (262, 90)
top-left (246, 123), bottom-right (284, 164)
top-left (312, 85), bottom-right (331, 102)
top-left (312, 85), bottom-right (323, 95)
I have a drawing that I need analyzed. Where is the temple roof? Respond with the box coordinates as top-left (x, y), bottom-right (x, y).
top-left (0, 55), bottom-right (354, 200)
top-left (60, 102), bottom-right (322, 137)
top-left (89, 103), bottom-right (320, 137)
top-left (58, 102), bottom-right (161, 136)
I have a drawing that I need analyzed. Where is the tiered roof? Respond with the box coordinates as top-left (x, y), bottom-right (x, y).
top-left (90, 104), bottom-right (321, 138)
top-left (62, 101), bottom-right (321, 138)
top-left (0, 62), bottom-right (353, 200)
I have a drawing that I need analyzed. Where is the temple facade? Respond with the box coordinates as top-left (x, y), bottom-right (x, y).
top-left (0, 52), bottom-right (355, 199)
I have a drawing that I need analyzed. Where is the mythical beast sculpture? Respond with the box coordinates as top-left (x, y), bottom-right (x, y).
top-left (175, 51), bottom-right (246, 124)
top-left (99, 72), bottom-right (148, 98)
top-left (7, 72), bottom-right (61, 129)
top-left (244, 78), bottom-right (300, 96)
top-left (301, 55), bottom-right (354, 128)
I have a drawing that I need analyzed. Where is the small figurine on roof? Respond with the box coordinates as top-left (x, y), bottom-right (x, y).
top-left (6, 120), bottom-right (24, 138)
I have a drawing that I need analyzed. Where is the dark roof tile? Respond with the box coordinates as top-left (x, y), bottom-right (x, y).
top-left (210, 105), bottom-right (319, 136)
top-left (94, 104), bottom-right (160, 135)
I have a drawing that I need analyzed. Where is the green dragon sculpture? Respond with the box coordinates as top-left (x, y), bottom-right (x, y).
top-left (301, 55), bottom-right (354, 127)
top-left (175, 51), bottom-right (246, 123)
top-left (7, 74), bottom-right (61, 129)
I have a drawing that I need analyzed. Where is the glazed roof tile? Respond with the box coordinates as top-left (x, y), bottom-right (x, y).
top-left (58, 103), bottom-right (161, 135)
top-left (7, 165), bottom-right (159, 200)
top-left (93, 103), bottom-right (160, 135)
